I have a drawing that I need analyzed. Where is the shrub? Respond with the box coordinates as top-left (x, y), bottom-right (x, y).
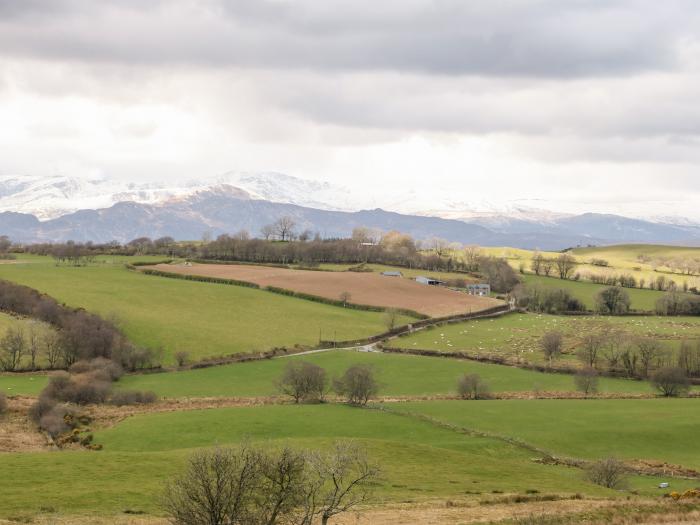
top-left (334, 365), bottom-right (379, 406)
top-left (70, 357), bottom-right (123, 381)
top-left (457, 373), bottom-right (490, 399)
top-left (595, 287), bottom-right (631, 315)
top-left (109, 390), bottom-right (158, 406)
top-left (651, 367), bottom-right (691, 397)
top-left (44, 371), bottom-right (111, 405)
top-left (174, 351), bottom-right (190, 367)
top-left (574, 368), bottom-right (599, 396)
top-left (0, 392), bottom-right (7, 415)
top-left (277, 361), bottom-right (328, 403)
top-left (540, 331), bottom-right (563, 365)
top-left (585, 457), bottom-right (629, 489)
top-left (28, 394), bottom-right (57, 423)
top-left (39, 404), bottom-right (79, 438)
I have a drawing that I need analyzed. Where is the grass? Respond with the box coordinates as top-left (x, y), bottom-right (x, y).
top-left (520, 274), bottom-right (667, 311)
top-left (0, 403), bottom-right (622, 518)
top-left (117, 349), bottom-right (653, 398)
top-left (393, 399), bottom-right (700, 469)
top-left (0, 256), bottom-right (413, 364)
top-left (392, 312), bottom-right (700, 366)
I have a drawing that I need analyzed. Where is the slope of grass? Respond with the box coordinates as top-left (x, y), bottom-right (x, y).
top-left (0, 256), bottom-right (412, 364)
top-left (395, 399), bottom-right (700, 469)
top-left (520, 274), bottom-right (666, 311)
top-left (392, 312), bottom-right (700, 366)
top-left (118, 349), bottom-right (652, 398)
top-left (0, 403), bottom-right (622, 518)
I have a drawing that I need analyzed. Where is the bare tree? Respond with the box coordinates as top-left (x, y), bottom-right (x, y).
top-left (175, 351), bottom-right (190, 368)
top-left (457, 373), bottom-right (490, 400)
top-left (651, 367), bottom-right (690, 397)
top-left (574, 368), bottom-right (599, 397)
top-left (595, 287), bottom-right (631, 315)
top-left (43, 330), bottom-right (63, 369)
top-left (586, 458), bottom-right (629, 489)
top-left (555, 253), bottom-right (577, 280)
top-left (0, 326), bottom-right (25, 371)
top-left (463, 245), bottom-right (481, 271)
top-left (274, 216), bottom-right (297, 242)
top-left (162, 445), bottom-right (263, 525)
top-left (383, 308), bottom-right (399, 331)
top-left (576, 333), bottom-right (604, 369)
top-left (306, 441), bottom-right (380, 525)
top-left (277, 362), bottom-right (328, 403)
top-left (27, 322), bottom-right (40, 370)
top-left (637, 338), bottom-right (662, 378)
top-left (540, 331), bottom-right (563, 366)
top-left (261, 224), bottom-right (276, 241)
top-left (339, 291), bottom-right (351, 307)
top-left (334, 365), bottom-right (378, 406)
top-left (530, 251), bottom-right (543, 275)
top-left (427, 237), bottom-right (450, 257)
top-left (541, 258), bottom-right (554, 277)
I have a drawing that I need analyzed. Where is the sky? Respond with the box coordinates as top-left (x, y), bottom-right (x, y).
top-left (1, 0), bottom-right (700, 219)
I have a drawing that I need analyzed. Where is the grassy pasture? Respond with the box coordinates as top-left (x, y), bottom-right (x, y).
top-left (0, 404), bottom-right (620, 518)
top-left (392, 312), bottom-right (700, 366)
top-left (117, 349), bottom-right (652, 398)
top-left (394, 399), bottom-right (700, 469)
top-left (0, 256), bottom-right (412, 364)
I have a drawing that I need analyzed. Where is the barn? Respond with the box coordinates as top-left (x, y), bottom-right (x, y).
top-left (415, 276), bottom-right (445, 286)
top-left (466, 283), bottom-right (491, 296)
top-left (381, 271), bottom-right (403, 277)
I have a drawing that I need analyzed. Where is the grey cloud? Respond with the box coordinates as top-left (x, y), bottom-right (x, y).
top-left (0, 0), bottom-right (695, 77)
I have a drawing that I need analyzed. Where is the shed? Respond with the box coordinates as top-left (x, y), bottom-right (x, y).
top-left (416, 276), bottom-right (445, 286)
top-left (466, 283), bottom-right (490, 296)
top-left (381, 271), bottom-right (403, 277)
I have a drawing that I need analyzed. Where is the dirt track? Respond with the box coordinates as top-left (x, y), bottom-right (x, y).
top-left (147, 263), bottom-right (501, 317)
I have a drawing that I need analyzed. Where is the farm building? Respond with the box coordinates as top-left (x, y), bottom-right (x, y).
top-left (466, 283), bottom-right (490, 296)
top-left (415, 276), bottom-right (445, 286)
top-left (381, 271), bottom-right (403, 277)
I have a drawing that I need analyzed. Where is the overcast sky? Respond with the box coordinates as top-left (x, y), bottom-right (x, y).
top-left (1, 0), bottom-right (700, 218)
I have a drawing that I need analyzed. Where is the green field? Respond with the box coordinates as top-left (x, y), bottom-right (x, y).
top-left (394, 399), bottom-right (700, 469)
top-left (0, 256), bottom-right (413, 364)
top-left (392, 312), bottom-right (700, 365)
top-left (117, 349), bottom-right (652, 398)
top-left (521, 274), bottom-right (667, 311)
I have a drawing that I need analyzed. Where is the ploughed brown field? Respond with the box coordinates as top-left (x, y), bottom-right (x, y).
top-left (146, 263), bottom-right (502, 317)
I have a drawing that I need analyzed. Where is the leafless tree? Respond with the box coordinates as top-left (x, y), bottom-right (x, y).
top-left (43, 330), bottom-right (63, 369)
top-left (427, 237), bottom-right (450, 257)
top-left (339, 291), bottom-right (351, 307)
top-left (162, 445), bottom-right (263, 525)
top-left (305, 441), bottom-right (380, 525)
top-left (463, 245), bottom-right (481, 271)
top-left (334, 365), bottom-right (378, 406)
top-left (274, 216), bottom-right (297, 242)
top-left (586, 458), bottom-right (629, 489)
top-left (457, 373), bottom-right (490, 399)
top-left (0, 326), bottom-right (25, 371)
top-left (540, 331), bottom-right (563, 366)
top-left (277, 362), bottom-right (328, 403)
top-left (555, 253), bottom-right (577, 280)
top-left (574, 368), bottom-right (599, 396)
top-left (261, 224), bottom-right (276, 241)
top-left (576, 333), bottom-right (604, 369)
top-left (637, 338), bottom-right (663, 378)
top-left (27, 322), bottom-right (40, 371)
top-left (383, 308), bottom-right (399, 331)
top-left (530, 251), bottom-right (543, 275)
top-left (541, 258), bottom-right (554, 277)
top-left (651, 367), bottom-right (690, 397)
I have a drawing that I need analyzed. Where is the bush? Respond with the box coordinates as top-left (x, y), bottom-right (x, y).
top-left (39, 404), bottom-right (78, 438)
top-left (28, 394), bottom-right (58, 423)
top-left (44, 371), bottom-right (111, 405)
top-left (651, 367), bottom-right (691, 397)
top-left (70, 357), bottom-right (123, 381)
top-left (574, 368), bottom-right (599, 396)
top-left (457, 373), bottom-right (490, 399)
top-left (0, 392), bottom-right (6, 415)
top-left (334, 365), bottom-right (379, 406)
top-left (174, 351), bottom-right (190, 367)
top-left (277, 361), bottom-right (328, 403)
top-left (585, 457), bottom-right (629, 489)
top-left (109, 390), bottom-right (158, 406)
top-left (595, 287), bottom-right (631, 315)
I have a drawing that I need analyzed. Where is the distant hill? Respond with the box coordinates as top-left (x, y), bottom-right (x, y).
top-left (2, 187), bottom-right (700, 249)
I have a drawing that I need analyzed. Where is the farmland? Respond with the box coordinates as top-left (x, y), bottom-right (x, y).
top-left (144, 262), bottom-right (501, 317)
top-left (0, 256), bottom-right (413, 363)
top-left (391, 312), bottom-right (700, 365)
top-left (116, 349), bottom-right (653, 398)
top-left (392, 399), bottom-right (700, 469)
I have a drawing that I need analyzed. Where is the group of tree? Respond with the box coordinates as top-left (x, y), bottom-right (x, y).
top-left (456, 373), bottom-right (490, 399)
top-left (541, 327), bottom-right (698, 389)
top-left (530, 252), bottom-right (577, 280)
top-left (513, 284), bottom-right (586, 314)
top-left (163, 441), bottom-right (379, 525)
top-left (277, 362), bottom-right (379, 406)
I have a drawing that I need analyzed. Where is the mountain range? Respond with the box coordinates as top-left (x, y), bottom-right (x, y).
top-left (1, 173), bottom-right (699, 250)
